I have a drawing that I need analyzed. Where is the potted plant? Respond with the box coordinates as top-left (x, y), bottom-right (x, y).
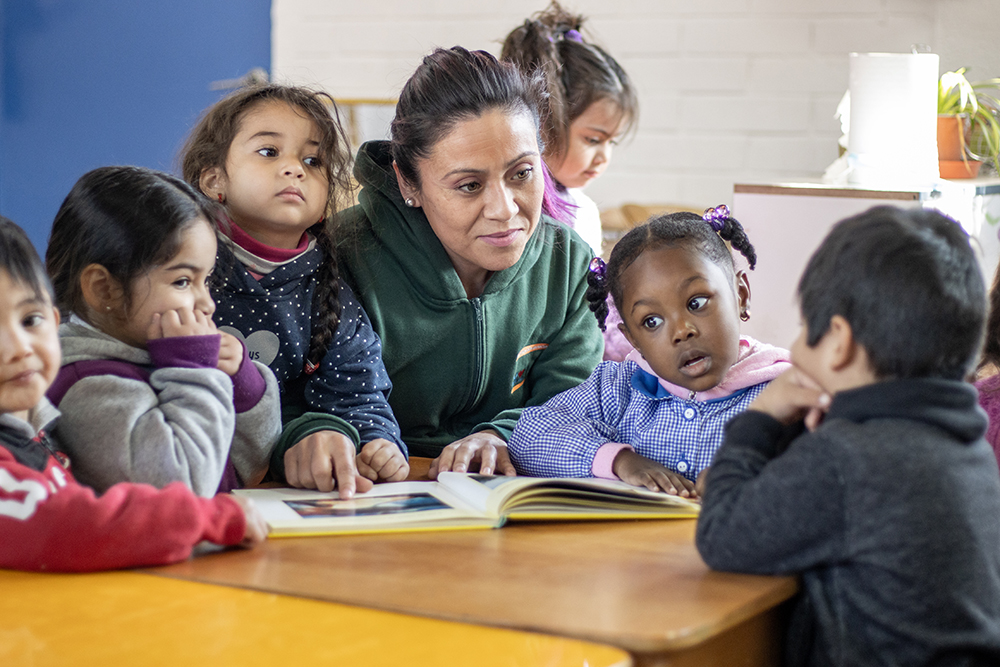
top-left (938, 68), bottom-right (1000, 178)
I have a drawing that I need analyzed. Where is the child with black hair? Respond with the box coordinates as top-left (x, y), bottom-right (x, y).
top-left (508, 206), bottom-right (789, 496)
top-left (697, 206), bottom-right (1000, 666)
top-left (0, 215), bottom-right (266, 571)
top-left (182, 84), bottom-right (408, 498)
top-left (45, 166), bottom-right (281, 498)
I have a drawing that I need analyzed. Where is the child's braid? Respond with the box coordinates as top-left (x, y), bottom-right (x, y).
top-left (306, 220), bottom-right (342, 371)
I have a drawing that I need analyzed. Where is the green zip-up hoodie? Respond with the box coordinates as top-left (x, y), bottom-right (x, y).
top-left (339, 141), bottom-right (603, 457)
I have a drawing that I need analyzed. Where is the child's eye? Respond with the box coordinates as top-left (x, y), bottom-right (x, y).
top-left (173, 277), bottom-right (192, 289)
top-left (642, 315), bottom-right (663, 330)
top-left (256, 147), bottom-right (277, 158)
top-left (458, 181), bottom-right (482, 193)
top-left (586, 137), bottom-right (601, 145)
top-left (688, 296), bottom-right (709, 311)
top-left (304, 156), bottom-right (323, 168)
top-left (22, 313), bottom-right (44, 328)
top-left (512, 167), bottom-right (533, 181)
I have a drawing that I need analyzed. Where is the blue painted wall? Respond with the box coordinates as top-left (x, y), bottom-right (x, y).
top-left (0, 0), bottom-right (271, 252)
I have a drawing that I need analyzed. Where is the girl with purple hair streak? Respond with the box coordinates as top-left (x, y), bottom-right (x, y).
top-left (338, 47), bottom-right (603, 477)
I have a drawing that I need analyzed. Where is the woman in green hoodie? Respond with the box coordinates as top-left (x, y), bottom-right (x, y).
top-left (339, 46), bottom-right (603, 477)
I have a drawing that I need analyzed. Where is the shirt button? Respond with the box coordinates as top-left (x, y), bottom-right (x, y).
top-left (683, 407), bottom-right (696, 419)
top-left (677, 460), bottom-right (689, 474)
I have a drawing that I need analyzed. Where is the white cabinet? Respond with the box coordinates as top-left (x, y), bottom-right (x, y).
top-left (733, 178), bottom-right (1000, 349)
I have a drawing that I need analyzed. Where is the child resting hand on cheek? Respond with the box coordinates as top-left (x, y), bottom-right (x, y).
top-left (697, 206), bottom-right (1000, 665)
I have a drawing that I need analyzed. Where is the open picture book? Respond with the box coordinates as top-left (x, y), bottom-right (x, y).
top-left (235, 472), bottom-right (700, 537)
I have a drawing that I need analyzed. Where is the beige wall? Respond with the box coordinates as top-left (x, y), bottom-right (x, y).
top-left (272, 0), bottom-right (1000, 212)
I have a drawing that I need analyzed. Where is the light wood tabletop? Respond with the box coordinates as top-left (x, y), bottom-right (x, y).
top-left (0, 570), bottom-right (631, 667)
top-left (148, 462), bottom-right (798, 667)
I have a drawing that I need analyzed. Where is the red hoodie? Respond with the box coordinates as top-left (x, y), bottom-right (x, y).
top-left (0, 403), bottom-right (247, 572)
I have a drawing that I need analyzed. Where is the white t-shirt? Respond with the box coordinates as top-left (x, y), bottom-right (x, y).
top-left (564, 188), bottom-right (603, 257)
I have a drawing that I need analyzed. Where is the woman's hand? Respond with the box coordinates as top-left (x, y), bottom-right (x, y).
top-left (357, 438), bottom-right (410, 482)
top-left (612, 449), bottom-right (698, 498)
top-left (428, 430), bottom-right (516, 479)
top-left (283, 430), bottom-right (375, 499)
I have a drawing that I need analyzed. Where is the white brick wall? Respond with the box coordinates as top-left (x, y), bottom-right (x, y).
top-left (273, 0), bottom-right (1000, 212)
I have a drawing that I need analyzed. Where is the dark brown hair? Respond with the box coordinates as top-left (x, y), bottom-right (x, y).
top-left (46, 166), bottom-right (223, 318)
top-left (501, 1), bottom-right (638, 164)
top-left (390, 47), bottom-right (547, 189)
top-left (180, 83), bottom-right (353, 370)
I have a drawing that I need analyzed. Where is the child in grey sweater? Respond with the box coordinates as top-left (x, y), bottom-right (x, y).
top-left (44, 166), bottom-right (281, 497)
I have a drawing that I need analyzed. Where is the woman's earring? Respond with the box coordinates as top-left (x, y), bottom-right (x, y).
top-left (404, 198), bottom-right (415, 207)
top-left (740, 309), bottom-right (751, 322)
top-left (217, 193), bottom-right (225, 204)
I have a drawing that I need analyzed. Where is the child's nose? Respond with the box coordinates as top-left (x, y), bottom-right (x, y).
top-left (282, 160), bottom-right (305, 178)
top-left (0, 327), bottom-right (32, 361)
top-left (672, 320), bottom-right (698, 344)
top-left (196, 288), bottom-right (216, 317)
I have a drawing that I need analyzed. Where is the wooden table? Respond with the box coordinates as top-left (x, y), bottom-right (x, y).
top-left (0, 570), bottom-right (630, 667)
top-left (148, 461), bottom-right (798, 667)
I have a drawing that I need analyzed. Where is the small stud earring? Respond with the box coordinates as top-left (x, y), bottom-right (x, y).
top-left (740, 310), bottom-right (750, 322)
top-left (217, 193), bottom-right (225, 204)
top-left (404, 198), bottom-right (415, 207)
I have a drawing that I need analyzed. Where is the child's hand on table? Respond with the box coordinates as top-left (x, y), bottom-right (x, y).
top-left (283, 430), bottom-right (375, 499)
top-left (357, 439), bottom-right (410, 482)
top-left (750, 367), bottom-right (831, 431)
top-left (613, 449), bottom-right (698, 498)
top-left (231, 494), bottom-right (268, 547)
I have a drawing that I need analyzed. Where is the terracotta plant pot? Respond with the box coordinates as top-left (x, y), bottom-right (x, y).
top-left (938, 114), bottom-right (982, 178)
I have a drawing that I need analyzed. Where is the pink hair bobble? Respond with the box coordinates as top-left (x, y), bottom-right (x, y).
top-left (564, 29), bottom-right (584, 43)
top-left (702, 204), bottom-right (731, 231)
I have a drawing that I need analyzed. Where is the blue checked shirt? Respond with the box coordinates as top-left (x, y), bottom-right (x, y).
top-left (509, 360), bottom-right (768, 481)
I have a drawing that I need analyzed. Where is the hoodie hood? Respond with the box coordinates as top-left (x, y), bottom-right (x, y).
top-left (828, 378), bottom-right (987, 444)
top-left (59, 318), bottom-right (150, 366)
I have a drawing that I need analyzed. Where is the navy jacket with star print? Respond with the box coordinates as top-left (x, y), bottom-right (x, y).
top-left (210, 237), bottom-right (405, 481)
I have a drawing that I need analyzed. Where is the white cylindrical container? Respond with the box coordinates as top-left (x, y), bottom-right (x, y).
top-left (847, 52), bottom-right (940, 187)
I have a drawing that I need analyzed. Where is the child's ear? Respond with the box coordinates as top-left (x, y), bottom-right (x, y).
top-left (826, 315), bottom-right (860, 371)
top-left (392, 160), bottom-right (420, 207)
top-left (735, 270), bottom-right (751, 320)
top-left (199, 166), bottom-right (227, 202)
top-left (79, 264), bottom-right (124, 314)
top-left (617, 321), bottom-right (642, 356)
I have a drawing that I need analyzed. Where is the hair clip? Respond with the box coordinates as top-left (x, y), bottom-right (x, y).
top-left (304, 360), bottom-right (319, 375)
top-left (564, 29), bottom-right (584, 43)
top-left (702, 204), bottom-right (730, 231)
top-left (589, 256), bottom-right (607, 281)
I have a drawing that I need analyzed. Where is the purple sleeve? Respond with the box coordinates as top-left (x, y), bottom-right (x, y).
top-left (147, 335), bottom-right (221, 370)
top-left (229, 341), bottom-right (266, 414)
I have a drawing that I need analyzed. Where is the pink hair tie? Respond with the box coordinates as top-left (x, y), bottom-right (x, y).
top-left (702, 204), bottom-right (730, 231)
